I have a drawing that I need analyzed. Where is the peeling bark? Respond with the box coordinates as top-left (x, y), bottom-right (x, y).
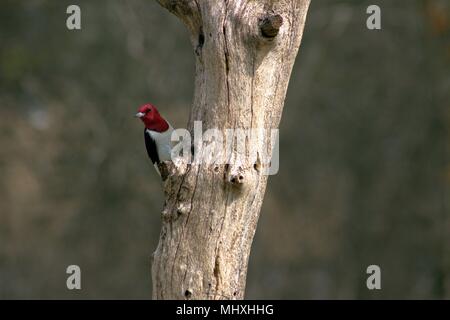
top-left (152, 0), bottom-right (310, 300)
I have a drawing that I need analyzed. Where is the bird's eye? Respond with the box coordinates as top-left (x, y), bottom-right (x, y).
top-left (146, 108), bottom-right (151, 113)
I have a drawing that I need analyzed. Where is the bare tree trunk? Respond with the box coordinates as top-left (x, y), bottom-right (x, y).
top-left (152, 0), bottom-right (310, 300)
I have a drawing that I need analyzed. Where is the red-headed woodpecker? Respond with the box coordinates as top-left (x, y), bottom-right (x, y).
top-left (136, 103), bottom-right (173, 175)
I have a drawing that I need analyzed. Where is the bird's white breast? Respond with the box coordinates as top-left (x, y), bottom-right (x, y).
top-left (146, 125), bottom-right (174, 162)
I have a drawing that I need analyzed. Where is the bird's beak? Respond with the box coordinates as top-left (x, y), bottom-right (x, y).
top-left (135, 112), bottom-right (145, 118)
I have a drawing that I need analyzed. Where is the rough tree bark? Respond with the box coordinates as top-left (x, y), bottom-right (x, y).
top-left (152, 0), bottom-right (310, 300)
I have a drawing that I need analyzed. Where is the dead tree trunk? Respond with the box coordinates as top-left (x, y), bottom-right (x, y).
top-left (152, 0), bottom-right (310, 300)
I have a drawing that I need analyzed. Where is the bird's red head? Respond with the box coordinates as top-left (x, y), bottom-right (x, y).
top-left (135, 103), bottom-right (169, 132)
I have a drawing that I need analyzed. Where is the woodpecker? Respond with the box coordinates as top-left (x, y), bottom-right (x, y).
top-left (135, 103), bottom-right (174, 175)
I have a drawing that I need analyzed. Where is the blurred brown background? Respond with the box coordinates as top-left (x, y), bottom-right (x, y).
top-left (0, 0), bottom-right (449, 299)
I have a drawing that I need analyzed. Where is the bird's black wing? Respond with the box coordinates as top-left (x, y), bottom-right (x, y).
top-left (144, 129), bottom-right (160, 165)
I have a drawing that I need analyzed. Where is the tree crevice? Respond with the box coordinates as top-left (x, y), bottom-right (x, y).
top-left (222, 1), bottom-right (231, 124)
